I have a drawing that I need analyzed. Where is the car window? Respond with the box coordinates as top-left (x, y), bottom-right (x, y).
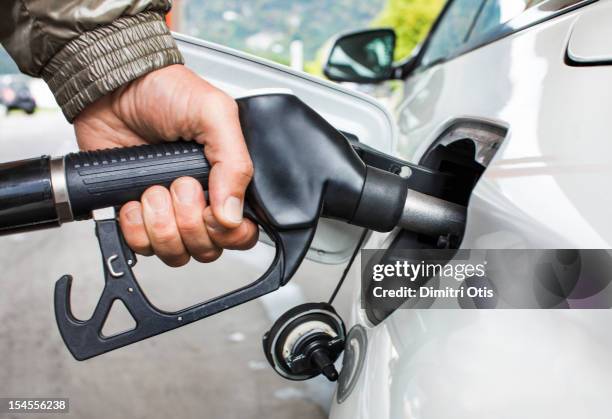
top-left (420, 0), bottom-right (486, 67)
top-left (469, 0), bottom-right (547, 39)
top-left (419, 0), bottom-right (589, 69)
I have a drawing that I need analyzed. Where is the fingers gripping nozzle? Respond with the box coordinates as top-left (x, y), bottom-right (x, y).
top-left (3, 93), bottom-right (467, 360)
top-left (55, 206), bottom-right (316, 360)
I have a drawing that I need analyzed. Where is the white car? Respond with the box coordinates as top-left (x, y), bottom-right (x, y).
top-left (176, 0), bottom-right (612, 417)
top-left (2, 0), bottom-right (607, 417)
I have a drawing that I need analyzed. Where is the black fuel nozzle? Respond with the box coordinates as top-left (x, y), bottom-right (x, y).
top-left (0, 94), bottom-right (465, 240)
top-left (0, 93), bottom-right (466, 361)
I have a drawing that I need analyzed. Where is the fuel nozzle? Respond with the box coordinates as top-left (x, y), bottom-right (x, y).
top-left (0, 93), bottom-right (468, 363)
top-left (346, 164), bottom-right (467, 240)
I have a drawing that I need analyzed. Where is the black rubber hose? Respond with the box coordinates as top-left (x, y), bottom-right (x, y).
top-left (0, 156), bottom-right (58, 234)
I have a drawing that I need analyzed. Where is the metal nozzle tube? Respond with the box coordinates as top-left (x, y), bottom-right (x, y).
top-left (398, 190), bottom-right (467, 238)
top-left (0, 146), bottom-right (467, 240)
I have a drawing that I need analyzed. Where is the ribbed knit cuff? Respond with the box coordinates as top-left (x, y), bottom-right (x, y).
top-left (42, 11), bottom-right (184, 122)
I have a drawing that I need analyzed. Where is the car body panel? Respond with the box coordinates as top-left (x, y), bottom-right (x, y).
top-left (398, 4), bottom-right (612, 250)
top-left (331, 1), bottom-right (612, 418)
top-left (567, 1), bottom-right (612, 63)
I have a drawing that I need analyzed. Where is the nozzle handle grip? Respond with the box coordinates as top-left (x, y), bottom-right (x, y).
top-left (65, 141), bottom-right (209, 220)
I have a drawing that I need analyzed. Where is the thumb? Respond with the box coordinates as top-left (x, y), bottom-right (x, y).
top-left (196, 98), bottom-right (253, 229)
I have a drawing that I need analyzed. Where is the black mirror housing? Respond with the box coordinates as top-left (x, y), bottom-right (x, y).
top-left (324, 28), bottom-right (396, 84)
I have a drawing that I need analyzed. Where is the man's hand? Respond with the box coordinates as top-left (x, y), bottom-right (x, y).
top-left (74, 65), bottom-right (258, 267)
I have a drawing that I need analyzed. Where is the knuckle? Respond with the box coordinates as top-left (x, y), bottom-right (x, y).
top-left (235, 159), bottom-right (254, 180)
top-left (208, 234), bottom-right (229, 249)
top-left (123, 232), bottom-right (149, 252)
top-left (177, 218), bottom-right (202, 235)
top-left (150, 218), bottom-right (171, 232)
top-left (208, 88), bottom-right (237, 112)
top-left (219, 92), bottom-right (239, 113)
top-left (226, 98), bottom-right (239, 115)
top-left (128, 236), bottom-right (151, 252)
top-left (152, 227), bottom-right (178, 246)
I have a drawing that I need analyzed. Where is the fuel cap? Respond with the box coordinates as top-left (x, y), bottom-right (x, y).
top-left (262, 302), bottom-right (345, 381)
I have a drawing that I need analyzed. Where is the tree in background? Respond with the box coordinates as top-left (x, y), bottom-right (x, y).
top-left (372, 0), bottom-right (444, 61)
top-left (182, 0), bottom-right (384, 62)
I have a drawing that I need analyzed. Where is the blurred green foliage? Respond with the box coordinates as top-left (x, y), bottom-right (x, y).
top-left (305, 0), bottom-right (444, 77)
top-left (372, 0), bottom-right (445, 60)
top-left (0, 1), bottom-right (445, 79)
top-left (304, 42), bottom-right (330, 78)
top-left (183, 0), bottom-right (384, 62)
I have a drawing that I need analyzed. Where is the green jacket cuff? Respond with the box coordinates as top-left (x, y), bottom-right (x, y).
top-left (42, 11), bottom-right (184, 122)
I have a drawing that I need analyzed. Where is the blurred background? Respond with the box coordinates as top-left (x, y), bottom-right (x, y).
top-left (0, 1), bottom-right (443, 418)
top-left (0, 0), bottom-right (444, 116)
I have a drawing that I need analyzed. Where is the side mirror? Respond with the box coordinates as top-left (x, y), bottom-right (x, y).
top-left (324, 29), bottom-right (396, 84)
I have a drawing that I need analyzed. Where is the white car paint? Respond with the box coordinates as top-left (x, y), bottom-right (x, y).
top-left (332, 1), bottom-right (612, 419)
top-left (567, 2), bottom-right (612, 63)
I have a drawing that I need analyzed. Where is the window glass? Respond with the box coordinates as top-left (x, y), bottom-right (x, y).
top-left (420, 0), bottom-right (486, 67)
top-left (469, 0), bottom-right (547, 39)
top-left (327, 31), bottom-right (395, 80)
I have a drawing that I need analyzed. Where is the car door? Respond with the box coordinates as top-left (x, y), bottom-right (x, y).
top-left (330, 1), bottom-right (612, 418)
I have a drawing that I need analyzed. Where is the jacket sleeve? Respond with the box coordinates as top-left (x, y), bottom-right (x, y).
top-left (0, 1), bottom-right (184, 121)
